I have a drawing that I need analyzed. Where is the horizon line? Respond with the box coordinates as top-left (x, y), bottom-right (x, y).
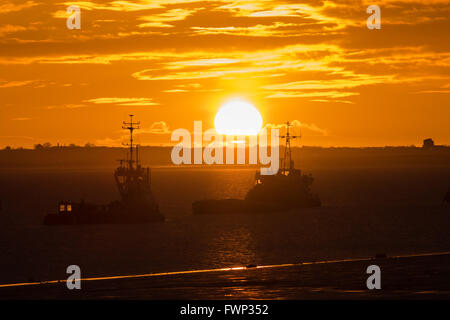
top-left (2, 144), bottom-right (450, 151)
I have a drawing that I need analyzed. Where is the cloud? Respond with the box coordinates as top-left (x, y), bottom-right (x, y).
top-left (138, 8), bottom-right (198, 28)
top-left (167, 58), bottom-right (241, 67)
top-left (162, 83), bottom-right (223, 93)
top-left (94, 137), bottom-right (123, 147)
top-left (131, 44), bottom-right (341, 81)
top-left (0, 80), bottom-right (35, 88)
top-left (59, 1), bottom-right (160, 12)
top-left (217, 1), bottom-right (357, 30)
top-left (266, 91), bottom-right (359, 99)
top-left (95, 121), bottom-right (170, 147)
top-left (84, 97), bottom-right (159, 106)
top-left (140, 121), bottom-right (171, 134)
top-left (45, 104), bottom-right (87, 109)
top-left (415, 89), bottom-right (450, 94)
top-left (0, 24), bottom-right (27, 36)
top-left (162, 89), bottom-right (188, 92)
top-left (11, 117), bottom-right (32, 121)
top-left (263, 77), bottom-right (389, 91)
top-left (265, 120), bottom-right (328, 136)
top-left (0, 1), bottom-right (37, 14)
top-left (191, 22), bottom-right (308, 37)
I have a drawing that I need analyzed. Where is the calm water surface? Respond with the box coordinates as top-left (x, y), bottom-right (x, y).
top-left (0, 167), bottom-right (449, 284)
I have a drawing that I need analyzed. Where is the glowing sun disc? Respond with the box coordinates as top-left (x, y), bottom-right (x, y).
top-left (214, 99), bottom-right (263, 135)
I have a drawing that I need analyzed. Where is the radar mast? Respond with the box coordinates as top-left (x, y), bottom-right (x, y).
top-left (122, 114), bottom-right (140, 169)
top-left (280, 121), bottom-right (301, 174)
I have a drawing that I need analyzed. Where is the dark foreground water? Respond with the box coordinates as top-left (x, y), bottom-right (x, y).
top-left (3, 253), bottom-right (450, 299)
top-left (0, 167), bottom-right (449, 285)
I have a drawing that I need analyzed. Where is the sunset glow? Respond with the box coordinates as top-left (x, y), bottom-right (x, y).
top-left (214, 99), bottom-right (263, 136)
top-left (0, 1), bottom-right (449, 147)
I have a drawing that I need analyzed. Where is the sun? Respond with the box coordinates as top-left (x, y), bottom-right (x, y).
top-left (214, 99), bottom-right (263, 135)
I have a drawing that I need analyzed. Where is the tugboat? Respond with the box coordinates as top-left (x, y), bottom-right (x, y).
top-left (192, 121), bottom-right (321, 214)
top-left (44, 115), bottom-right (164, 225)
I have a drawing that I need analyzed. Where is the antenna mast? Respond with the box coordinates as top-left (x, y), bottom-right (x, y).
top-left (122, 114), bottom-right (140, 169)
top-left (280, 121), bottom-right (300, 172)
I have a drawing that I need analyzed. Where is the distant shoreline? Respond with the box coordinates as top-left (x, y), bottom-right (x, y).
top-left (1, 145), bottom-right (449, 169)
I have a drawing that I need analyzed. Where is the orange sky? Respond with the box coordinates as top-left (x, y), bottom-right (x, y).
top-left (1, 0), bottom-right (449, 148)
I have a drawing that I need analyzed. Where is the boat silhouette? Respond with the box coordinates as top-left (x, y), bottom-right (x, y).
top-left (44, 115), bottom-right (164, 225)
top-left (192, 121), bottom-right (321, 214)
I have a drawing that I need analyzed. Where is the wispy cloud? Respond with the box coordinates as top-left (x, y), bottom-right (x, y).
top-left (45, 104), bottom-right (86, 109)
top-left (0, 1), bottom-right (37, 14)
top-left (0, 80), bottom-right (35, 88)
top-left (84, 97), bottom-right (159, 106)
top-left (266, 91), bottom-right (359, 99)
top-left (140, 121), bottom-right (171, 134)
top-left (265, 120), bottom-right (328, 136)
top-left (11, 117), bottom-right (32, 121)
top-left (0, 24), bottom-right (27, 36)
top-left (138, 8), bottom-right (198, 28)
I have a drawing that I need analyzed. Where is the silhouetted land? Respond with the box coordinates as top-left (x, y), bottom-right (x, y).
top-left (1, 146), bottom-right (449, 169)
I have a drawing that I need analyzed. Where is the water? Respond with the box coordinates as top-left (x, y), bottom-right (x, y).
top-left (0, 167), bottom-right (449, 284)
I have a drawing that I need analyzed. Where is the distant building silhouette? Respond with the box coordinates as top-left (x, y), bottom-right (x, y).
top-left (422, 138), bottom-right (435, 149)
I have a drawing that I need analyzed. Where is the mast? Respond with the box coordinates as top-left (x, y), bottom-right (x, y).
top-left (136, 144), bottom-right (139, 166)
top-left (280, 121), bottom-right (300, 173)
top-left (122, 114), bottom-right (140, 169)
